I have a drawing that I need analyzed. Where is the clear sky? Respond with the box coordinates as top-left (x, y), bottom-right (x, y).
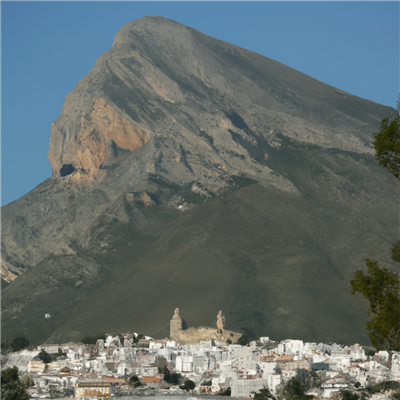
top-left (1, 1), bottom-right (399, 206)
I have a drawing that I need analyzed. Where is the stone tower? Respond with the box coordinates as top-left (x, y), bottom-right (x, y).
top-left (170, 308), bottom-right (183, 341)
top-left (216, 310), bottom-right (225, 334)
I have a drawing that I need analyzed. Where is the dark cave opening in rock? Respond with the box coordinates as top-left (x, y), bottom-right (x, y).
top-left (60, 164), bottom-right (75, 177)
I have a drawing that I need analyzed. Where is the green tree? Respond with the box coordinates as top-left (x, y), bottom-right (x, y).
top-left (391, 241), bottom-right (400, 263)
top-left (350, 259), bottom-right (400, 350)
top-left (219, 387), bottom-right (232, 396)
top-left (161, 366), bottom-right (181, 385)
top-left (371, 113), bottom-right (400, 179)
top-left (20, 375), bottom-right (34, 389)
top-left (237, 327), bottom-right (257, 346)
top-left (10, 337), bottom-right (29, 352)
top-left (254, 387), bottom-right (275, 400)
top-left (350, 110), bottom-right (400, 351)
top-left (38, 350), bottom-right (52, 364)
top-left (56, 347), bottom-right (67, 357)
top-left (366, 381), bottom-right (400, 394)
top-left (339, 391), bottom-right (359, 400)
top-left (1, 367), bottom-right (29, 400)
top-left (129, 375), bottom-right (142, 388)
top-left (81, 333), bottom-right (106, 345)
top-left (180, 379), bottom-right (196, 392)
top-left (1, 341), bottom-right (9, 353)
top-left (277, 378), bottom-right (314, 400)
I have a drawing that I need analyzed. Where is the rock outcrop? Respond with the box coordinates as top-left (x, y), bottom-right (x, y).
top-left (49, 97), bottom-right (149, 183)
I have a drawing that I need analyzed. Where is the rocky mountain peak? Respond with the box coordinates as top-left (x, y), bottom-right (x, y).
top-left (47, 15), bottom-right (392, 192)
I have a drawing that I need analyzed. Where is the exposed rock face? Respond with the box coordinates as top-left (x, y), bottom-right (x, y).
top-left (49, 98), bottom-right (149, 183)
top-left (1, 16), bottom-right (398, 346)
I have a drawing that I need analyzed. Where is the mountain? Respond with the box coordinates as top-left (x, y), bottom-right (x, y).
top-left (1, 16), bottom-right (398, 346)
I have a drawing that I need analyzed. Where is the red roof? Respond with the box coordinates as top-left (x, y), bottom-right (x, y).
top-left (143, 376), bottom-right (161, 383)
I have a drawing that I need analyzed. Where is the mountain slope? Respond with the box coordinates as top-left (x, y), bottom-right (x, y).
top-left (1, 16), bottom-right (398, 345)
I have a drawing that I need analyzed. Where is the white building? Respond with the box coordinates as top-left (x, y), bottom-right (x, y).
top-left (231, 377), bottom-right (268, 397)
top-left (175, 356), bottom-right (193, 372)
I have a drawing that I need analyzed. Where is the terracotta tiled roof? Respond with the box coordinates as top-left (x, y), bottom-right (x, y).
top-left (102, 376), bottom-right (125, 383)
top-left (347, 364), bottom-right (359, 369)
top-left (260, 356), bottom-right (275, 361)
top-left (143, 376), bottom-right (161, 383)
top-left (277, 355), bottom-right (294, 361)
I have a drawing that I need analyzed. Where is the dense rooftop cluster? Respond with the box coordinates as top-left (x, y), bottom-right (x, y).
top-left (2, 332), bottom-right (400, 399)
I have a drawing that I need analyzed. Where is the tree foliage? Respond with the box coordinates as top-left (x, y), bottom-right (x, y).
top-left (38, 349), bottom-right (52, 364)
top-left (129, 375), bottom-right (142, 388)
top-left (366, 381), bottom-right (400, 394)
top-left (350, 259), bottom-right (400, 350)
top-left (1, 367), bottom-right (29, 400)
top-left (371, 114), bottom-right (400, 179)
top-left (10, 337), bottom-right (29, 352)
top-left (339, 391), bottom-right (359, 400)
top-left (219, 387), bottom-right (232, 396)
top-left (237, 327), bottom-right (257, 346)
top-left (254, 387), bottom-right (275, 400)
top-left (180, 379), bottom-right (196, 392)
top-left (296, 369), bottom-right (321, 390)
top-left (56, 347), bottom-right (67, 357)
top-left (20, 376), bottom-right (34, 389)
top-left (277, 378), bottom-right (314, 400)
top-left (351, 106), bottom-right (400, 351)
top-left (161, 366), bottom-right (181, 385)
top-left (391, 241), bottom-right (400, 263)
top-left (81, 333), bottom-right (106, 345)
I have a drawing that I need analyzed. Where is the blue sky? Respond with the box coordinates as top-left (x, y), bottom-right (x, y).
top-left (1, 1), bottom-right (399, 206)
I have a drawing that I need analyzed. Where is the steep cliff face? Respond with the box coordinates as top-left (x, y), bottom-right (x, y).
top-left (49, 97), bottom-right (149, 183)
top-left (2, 16), bottom-right (398, 346)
